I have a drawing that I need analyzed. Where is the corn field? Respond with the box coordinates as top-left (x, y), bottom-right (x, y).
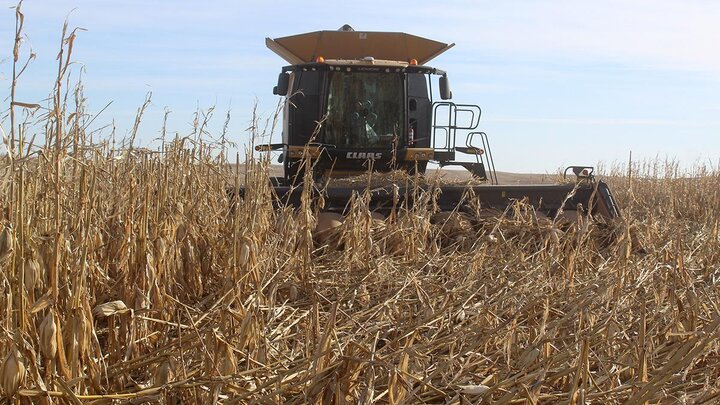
top-left (2, 5), bottom-right (720, 404)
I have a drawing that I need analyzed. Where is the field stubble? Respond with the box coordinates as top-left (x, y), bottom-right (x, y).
top-left (1, 126), bottom-right (720, 404)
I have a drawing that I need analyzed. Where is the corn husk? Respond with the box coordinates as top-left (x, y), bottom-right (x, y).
top-left (1, 346), bottom-right (25, 397)
top-left (92, 300), bottom-right (130, 317)
top-left (23, 257), bottom-right (41, 291)
top-left (0, 224), bottom-right (13, 261)
top-left (39, 310), bottom-right (58, 359)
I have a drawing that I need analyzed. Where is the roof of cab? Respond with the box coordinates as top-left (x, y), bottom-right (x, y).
top-left (266, 28), bottom-right (454, 65)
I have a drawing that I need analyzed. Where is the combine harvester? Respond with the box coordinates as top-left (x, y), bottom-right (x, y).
top-left (251, 25), bottom-right (620, 225)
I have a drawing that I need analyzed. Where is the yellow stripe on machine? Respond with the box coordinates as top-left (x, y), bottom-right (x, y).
top-left (287, 145), bottom-right (322, 158)
top-left (403, 148), bottom-right (434, 161)
top-left (255, 144), bottom-right (274, 152)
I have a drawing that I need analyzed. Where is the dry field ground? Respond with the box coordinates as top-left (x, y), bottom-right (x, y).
top-left (2, 7), bottom-right (720, 404)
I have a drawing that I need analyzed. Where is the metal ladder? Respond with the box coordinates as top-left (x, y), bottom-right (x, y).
top-left (431, 102), bottom-right (497, 184)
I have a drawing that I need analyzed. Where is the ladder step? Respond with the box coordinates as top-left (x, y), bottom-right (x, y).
top-left (455, 146), bottom-right (484, 155)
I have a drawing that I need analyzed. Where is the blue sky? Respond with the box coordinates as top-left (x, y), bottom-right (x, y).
top-left (1, 0), bottom-right (719, 173)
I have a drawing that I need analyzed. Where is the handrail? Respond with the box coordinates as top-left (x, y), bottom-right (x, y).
top-left (466, 131), bottom-right (498, 184)
top-left (454, 105), bottom-right (482, 130)
top-left (479, 132), bottom-right (498, 185)
top-left (431, 102), bottom-right (483, 151)
top-left (431, 102), bottom-right (453, 150)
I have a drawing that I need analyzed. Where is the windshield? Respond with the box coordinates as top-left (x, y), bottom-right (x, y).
top-left (322, 72), bottom-right (404, 148)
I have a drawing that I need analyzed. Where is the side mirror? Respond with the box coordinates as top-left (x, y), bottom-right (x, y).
top-left (439, 75), bottom-right (452, 100)
top-left (273, 72), bottom-right (289, 95)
